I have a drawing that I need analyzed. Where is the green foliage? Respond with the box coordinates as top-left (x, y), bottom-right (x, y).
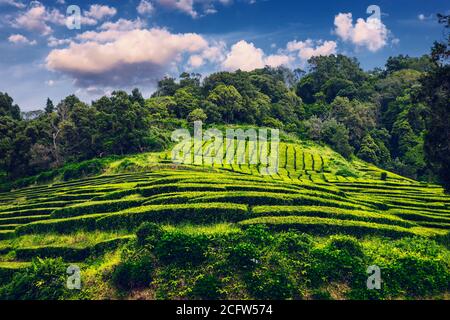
top-left (112, 253), bottom-right (154, 291)
top-left (0, 258), bottom-right (69, 300)
top-left (187, 108), bottom-right (207, 123)
top-left (135, 222), bottom-right (163, 247)
top-left (420, 17), bottom-right (450, 191)
top-left (310, 236), bottom-right (366, 285)
top-left (228, 242), bottom-right (259, 270)
top-left (246, 263), bottom-right (297, 300)
top-left (62, 159), bottom-right (105, 181)
top-left (154, 231), bottom-right (208, 265)
top-left (190, 274), bottom-right (223, 300)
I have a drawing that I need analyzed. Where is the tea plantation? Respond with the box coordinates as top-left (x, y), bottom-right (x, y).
top-left (0, 141), bottom-right (449, 300)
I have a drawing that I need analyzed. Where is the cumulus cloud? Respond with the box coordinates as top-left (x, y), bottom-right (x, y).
top-left (47, 36), bottom-right (71, 47)
top-left (187, 40), bottom-right (226, 68)
top-left (8, 34), bottom-right (36, 45)
top-left (99, 18), bottom-right (147, 32)
top-left (46, 28), bottom-right (212, 87)
top-left (74, 19), bottom-right (147, 43)
top-left (287, 39), bottom-right (337, 61)
top-left (84, 4), bottom-right (117, 20)
top-left (222, 40), bottom-right (292, 72)
top-left (159, 0), bottom-right (198, 18)
top-left (11, 2), bottom-right (113, 35)
top-left (334, 12), bottom-right (389, 52)
top-left (264, 54), bottom-right (293, 67)
top-left (137, 0), bottom-right (155, 15)
top-left (222, 41), bottom-right (265, 71)
top-left (0, 0), bottom-right (25, 8)
top-left (418, 14), bottom-right (433, 21)
top-left (12, 2), bottom-right (54, 35)
top-left (157, 0), bottom-right (235, 18)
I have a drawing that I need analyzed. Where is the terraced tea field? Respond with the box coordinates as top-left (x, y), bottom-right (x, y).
top-left (0, 140), bottom-right (449, 299)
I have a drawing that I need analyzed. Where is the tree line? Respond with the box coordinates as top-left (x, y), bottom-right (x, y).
top-left (0, 15), bottom-right (448, 190)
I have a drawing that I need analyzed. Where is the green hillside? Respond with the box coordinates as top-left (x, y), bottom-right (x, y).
top-left (0, 138), bottom-right (449, 300)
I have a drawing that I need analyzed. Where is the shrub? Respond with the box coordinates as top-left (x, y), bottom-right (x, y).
top-left (335, 167), bottom-right (358, 178)
top-left (275, 232), bottom-right (313, 255)
top-left (252, 206), bottom-right (412, 228)
top-left (310, 236), bottom-right (366, 285)
top-left (190, 274), bottom-right (222, 300)
top-left (62, 159), bottom-right (105, 181)
top-left (0, 258), bottom-right (69, 300)
top-left (228, 242), bottom-right (259, 270)
top-left (239, 216), bottom-right (418, 238)
top-left (52, 200), bottom-right (145, 218)
top-left (382, 255), bottom-right (450, 298)
top-left (136, 222), bottom-right (163, 247)
top-left (242, 225), bottom-right (273, 246)
top-left (310, 289), bottom-right (333, 300)
top-left (96, 203), bottom-right (248, 230)
top-left (16, 214), bottom-right (104, 235)
top-left (112, 254), bottom-right (154, 291)
top-left (154, 231), bottom-right (209, 265)
top-left (246, 265), bottom-right (296, 300)
top-left (328, 235), bottom-right (365, 258)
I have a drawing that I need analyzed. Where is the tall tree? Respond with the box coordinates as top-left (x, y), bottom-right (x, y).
top-left (45, 98), bottom-right (54, 114)
top-left (421, 14), bottom-right (450, 191)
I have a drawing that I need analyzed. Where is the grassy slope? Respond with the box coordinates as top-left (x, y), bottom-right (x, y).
top-left (0, 137), bottom-right (449, 299)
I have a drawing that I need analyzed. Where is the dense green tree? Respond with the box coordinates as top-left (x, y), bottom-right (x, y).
top-left (322, 119), bottom-right (354, 159)
top-left (421, 14), bottom-right (450, 191)
top-left (153, 77), bottom-right (179, 97)
top-left (172, 87), bottom-right (199, 119)
top-left (330, 97), bottom-right (376, 149)
top-left (0, 92), bottom-right (21, 120)
top-left (45, 98), bottom-right (54, 114)
top-left (207, 84), bottom-right (243, 124)
top-left (385, 55), bottom-right (434, 74)
top-left (357, 135), bottom-right (380, 164)
top-left (187, 108), bottom-right (207, 123)
top-left (130, 88), bottom-right (145, 107)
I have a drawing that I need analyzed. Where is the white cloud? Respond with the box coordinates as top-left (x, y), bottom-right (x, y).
top-left (137, 0), bottom-right (155, 15)
top-left (157, 0), bottom-right (236, 18)
top-left (0, 0), bottom-right (25, 8)
top-left (222, 40), bottom-right (265, 71)
top-left (159, 0), bottom-right (198, 18)
top-left (222, 40), bottom-right (292, 72)
top-left (188, 55), bottom-right (205, 68)
top-left (13, 2), bottom-right (53, 35)
top-left (46, 28), bottom-right (211, 87)
top-left (264, 54), bottom-right (293, 67)
top-left (11, 1), bottom-right (102, 35)
top-left (74, 19), bottom-right (147, 43)
top-left (84, 4), bottom-right (117, 20)
top-left (334, 12), bottom-right (389, 52)
top-left (287, 39), bottom-right (337, 60)
top-left (418, 13), bottom-right (433, 21)
top-left (187, 40), bottom-right (226, 68)
top-left (8, 34), bottom-right (37, 45)
top-left (99, 18), bottom-right (147, 32)
top-left (47, 36), bottom-right (71, 47)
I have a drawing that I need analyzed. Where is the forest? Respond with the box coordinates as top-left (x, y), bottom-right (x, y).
top-left (0, 15), bottom-right (449, 191)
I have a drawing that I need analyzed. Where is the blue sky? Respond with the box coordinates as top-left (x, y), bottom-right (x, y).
top-left (0, 0), bottom-right (448, 111)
